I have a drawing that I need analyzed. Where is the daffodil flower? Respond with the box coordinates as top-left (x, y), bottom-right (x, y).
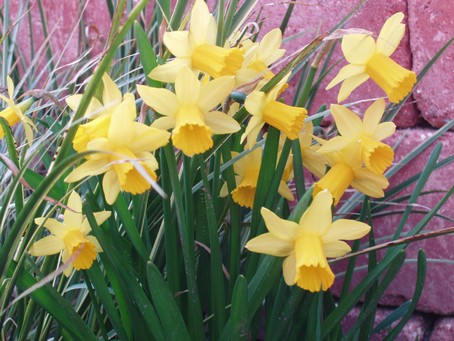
top-left (149, 0), bottom-right (244, 82)
top-left (29, 191), bottom-right (110, 277)
top-left (220, 148), bottom-right (293, 209)
top-left (245, 190), bottom-right (370, 292)
top-left (66, 73), bottom-right (124, 152)
top-left (0, 76), bottom-right (36, 144)
top-left (318, 99), bottom-right (396, 174)
top-left (313, 142), bottom-right (389, 205)
top-left (235, 28), bottom-right (286, 87)
top-left (242, 73), bottom-right (306, 144)
top-left (65, 94), bottom-right (171, 204)
top-left (137, 67), bottom-right (240, 157)
top-left (326, 12), bottom-right (417, 103)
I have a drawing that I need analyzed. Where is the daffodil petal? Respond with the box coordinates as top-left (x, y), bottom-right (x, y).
top-left (163, 31), bottom-right (191, 57)
top-left (326, 64), bottom-right (366, 89)
top-left (372, 122), bottom-right (396, 141)
top-left (64, 192), bottom-right (83, 228)
top-left (278, 181), bottom-right (294, 201)
top-left (87, 236), bottom-right (103, 252)
top-left (102, 73), bottom-right (122, 107)
top-left (108, 98), bottom-right (135, 146)
top-left (363, 98), bottom-right (386, 134)
top-left (317, 136), bottom-right (352, 155)
top-left (324, 219), bottom-right (371, 243)
top-left (337, 73), bottom-right (370, 102)
top-left (175, 67), bottom-right (201, 103)
top-left (352, 169), bottom-right (388, 198)
top-left (330, 104), bottom-right (363, 137)
top-left (130, 124), bottom-right (170, 152)
top-left (245, 232), bottom-right (294, 257)
top-left (245, 91), bottom-right (266, 117)
top-left (260, 207), bottom-right (300, 241)
top-left (34, 218), bottom-right (66, 238)
top-left (148, 59), bottom-right (189, 83)
top-left (103, 170), bottom-right (121, 205)
top-left (299, 189), bottom-right (333, 234)
top-left (137, 85), bottom-right (178, 117)
top-left (241, 116), bottom-right (263, 144)
top-left (7, 76), bottom-right (15, 99)
top-left (204, 111), bottom-right (240, 134)
top-left (341, 34), bottom-right (376, 64)
top-left (259, 28), bottom-right (284, 64)
top-left (151, 116), bottom-right (176, 131)
top-left (81, 211), bottom-right (111, 234)
top-left (190, 0), bottom-right (216, 44)
top-left (323, 240), bottom-right (352, 258)
top-left (376, 12), bottom-right (405, 57)
top-left (198, 76), bottom-right (235, 112)
top-left (65, 159), bottom-right (110, 183)
top-left (29, 235), bottom-right (65, 256)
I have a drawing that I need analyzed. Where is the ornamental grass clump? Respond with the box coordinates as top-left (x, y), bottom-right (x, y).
top-left (1, 0), bottom-right (453, 340)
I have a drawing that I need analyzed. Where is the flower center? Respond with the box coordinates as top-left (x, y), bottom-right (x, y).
top-left (63, 230), bottom-right (97, 270)
top-left (360, 135), bottom-right (394, 174)
top-left (231, 168), bottom-right (260, 208)
top-left (173, 104), bottom-right (213, 156)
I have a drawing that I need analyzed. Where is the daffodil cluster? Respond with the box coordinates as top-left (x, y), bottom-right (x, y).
top-left (65, 74), bottom-right (170, 205)
top-left (243, 13), bottom-right (416, 292)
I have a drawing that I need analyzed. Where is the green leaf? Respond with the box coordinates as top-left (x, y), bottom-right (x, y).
top-left (6, 262), bottom-right (96, 341)
top-left (146, 262), bottom-right (191, 340)
top-left (383, 250), bottom-right (426, 340)
top-left (229, 276), bottom-right (249, 341)
top-left (134, 21), bottom-right (161, 88)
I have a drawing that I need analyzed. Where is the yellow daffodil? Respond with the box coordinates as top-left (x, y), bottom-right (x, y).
top-left (326, 12), bottom-right (417, 103)
top-left (138, 67), bottom-right (240, 156)
top-left (0, 76), bottom-right (36, 144)
top-left (29, 191), bottom-right (110, 277)
top-left (318, 99), bottom-right (396, 174)
top-left (245, 190), bottom-right (370, 292)
top-left (66, 73), bottom-right (124, 152)
top-left (242, 73), bottom-right (306, 144)
top-left (65, 94), bottom-right (171, 204)
top-left (313, 143), bottom-right (389, 205)
top-left (221, 147), bottom-right (293, 209)
top-left (149, 0), bottom-right (244, 82)
top-left (235, 28), bottom-right (286, 87)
